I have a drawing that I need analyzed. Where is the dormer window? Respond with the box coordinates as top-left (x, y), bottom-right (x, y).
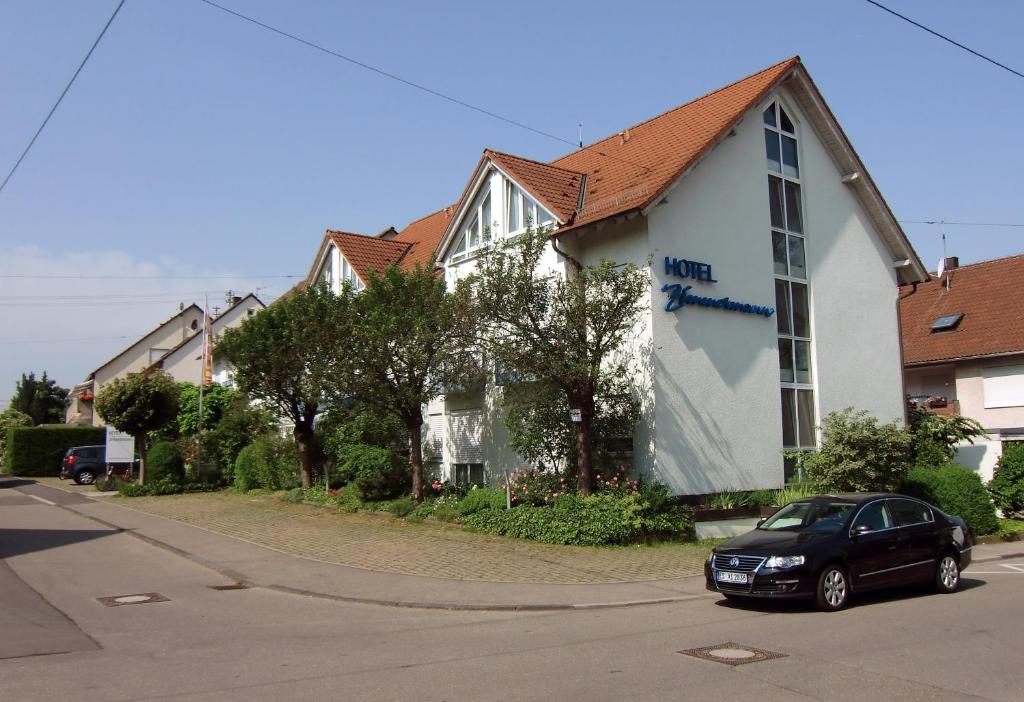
top-left (505, 181), bottom-right (554, 234)
top-left (930, 313), bottom-right (963, 332)
top-left (340, 255), bottom-right (364, 291)
top-left (451, 190), bottom-right (493, 263)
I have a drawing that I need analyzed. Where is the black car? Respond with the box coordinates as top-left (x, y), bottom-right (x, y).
top-left (59, 445), bottom-right (138, 485)
top-left (59, 445), bottom-right (105, 485)
top-left (704, 493), bottom-right (973, 611)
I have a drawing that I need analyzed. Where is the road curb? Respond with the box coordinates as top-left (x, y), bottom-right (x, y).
top-left (30, 489), bottom-right (710, 613)
top-left (971, 551), bottom-right (1024, 564)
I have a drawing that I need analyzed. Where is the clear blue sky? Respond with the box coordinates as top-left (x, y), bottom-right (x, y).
top-left (1, 0), bottom-right (1022, 400)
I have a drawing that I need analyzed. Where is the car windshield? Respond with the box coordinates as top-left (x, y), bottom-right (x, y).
top-left (759, 501), bottom-right (855, 533)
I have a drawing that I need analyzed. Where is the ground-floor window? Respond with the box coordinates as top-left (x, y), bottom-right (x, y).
top-left (454, 463), bottom-right (485, 488)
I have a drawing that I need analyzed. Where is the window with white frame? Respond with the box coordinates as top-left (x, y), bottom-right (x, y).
top-left (764, 100), bottom-right (816, 483)
top-left (321, 254), bottom-right (333, 288)
top-left (505, 180), bottom-right (554, 235)
top-left (339, 254), bottom-right (364, 291)
top-left (450, 189), bottom-right (493, 263)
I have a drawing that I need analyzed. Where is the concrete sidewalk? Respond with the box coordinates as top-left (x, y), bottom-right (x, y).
top-left (15, 478), bottom-right (1024, 612)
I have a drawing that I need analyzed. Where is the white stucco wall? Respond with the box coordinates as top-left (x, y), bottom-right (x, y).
top-left (644, 88), bottom-right (907, 494)
top-left (954, 356), bottom-right (1024, 432)
top-left (91, 307), bottom-right (205, 426)
top-left (159, 297), bottom-right (264, 384)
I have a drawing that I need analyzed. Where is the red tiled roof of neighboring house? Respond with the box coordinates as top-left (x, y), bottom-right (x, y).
top-left (327, 230), bottom-right (411, 282)
top-left (392, 206), bottom-right (455, 271)
top-left (552, 56), bottom-right (800, 230)
top-left (484, 150), bottom-right (584, 223)
top-left (900, 254), bottom-right (1024, 365)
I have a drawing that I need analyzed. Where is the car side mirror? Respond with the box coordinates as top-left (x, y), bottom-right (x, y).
top-left (756, 517), bottom-right (767, 528)
top-left (852, 524), bottom-right (872, 536)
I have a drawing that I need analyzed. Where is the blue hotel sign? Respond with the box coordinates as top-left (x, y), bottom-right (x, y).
top-left (661, 257), bottom-right (775, 318)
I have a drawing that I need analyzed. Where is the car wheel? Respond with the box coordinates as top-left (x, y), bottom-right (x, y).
top-left (815, 565), bottom-right (849, 611)
top-left (75, 469), bottom-right (96, 485)
top-left (935, 553), bottom-right (960, 594)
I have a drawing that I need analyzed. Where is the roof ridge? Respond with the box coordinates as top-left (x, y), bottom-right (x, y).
top-left (400, 205), bottom-right (457, 228)
top-left (929, 251), bottom-right (1024, 275)
top-left (549, 56), bottom-right (800, 165)
top-left (485, 149), bottom-right (584, 177)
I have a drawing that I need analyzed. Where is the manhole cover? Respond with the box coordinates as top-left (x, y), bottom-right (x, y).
top-left (679, 642), bottom-right (786, 666)
top-left (96, 592), bottom-right (169, 607)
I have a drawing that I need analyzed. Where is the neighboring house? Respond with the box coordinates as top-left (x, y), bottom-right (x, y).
top-left (307, 57), bottom-right (927, 495)
top-left (901, 254), bottom-right (1024, 481)
top-left (66, 304), bottom-right (205, 426)
top-left (66, 295), bottom-right (264, 426)
top-left (150, 293), bottom-right (266, 388)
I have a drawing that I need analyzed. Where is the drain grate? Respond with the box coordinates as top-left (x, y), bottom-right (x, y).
top-left (97, 592), bottom-right (169, 607)
top-left (208, 583), bottom-right (248, 591)
top-left (678, 642), bottom-right (786, 666)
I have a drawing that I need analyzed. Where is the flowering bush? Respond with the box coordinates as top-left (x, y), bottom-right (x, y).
top-left (504, 469), bottom-right (572, 506)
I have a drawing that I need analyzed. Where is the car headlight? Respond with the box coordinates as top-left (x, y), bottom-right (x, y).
top-left (707, 550), bottom-right (715, 564)
top-left (764, 555), bottom-right (805, 569)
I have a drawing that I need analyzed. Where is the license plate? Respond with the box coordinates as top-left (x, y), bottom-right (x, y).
top-left (716, 571), bottom-right (748, 584)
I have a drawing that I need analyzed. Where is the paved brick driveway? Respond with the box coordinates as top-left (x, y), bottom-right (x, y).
top-left (96, 490), bottom-right (708, 584)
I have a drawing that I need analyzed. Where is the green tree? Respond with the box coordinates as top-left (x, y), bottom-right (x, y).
top-left (338, 264), bottom-right (478, 502)
top-left (94, 370), bottom-right (181, 485)
top-left (907, 402), bottom-right (986, 468)
top-left (218, 284), bottom-right (347, 488)
top-left (503, 375), bottom-right (639, 474)
top-left (175, 382), bottom-right (238, 436)
top-left (0, 409), bottom-right (34, 468)
top-left (798, 408), bottom-right (913, 492)
top-left (9, 371), bottom-right (69, 425)
top-left (471, 227), bottom-right (648, 495)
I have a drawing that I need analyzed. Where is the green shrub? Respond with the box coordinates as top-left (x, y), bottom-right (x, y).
top-left (5, 425), bottom-right (105, 476)
top-left (0, 409), bottom-right (33, 471)
top-left (233, 434), bottom-right (301, 491)
top-left (334, 443), bottom-right (409, 502)
top-left (798, 409), bottom-right (912, 492)
top-left (989, 444), bottom-right (1024, 518)
top-left (431, 496), bottom-right (463, 523)
top-left (94, 475), bottom-right (124, 492)
top-left (457, 488), bottom-right (506, 516)
top-left (118, 482), bottom-right (149, 497)
top-left (385, 496), bottom-right (416, 518)
top-left (902, 464), bottom-right (999, 535)
top-left (772, 484), bottom-right (819, 506)
top-left (463, 492), bottom-right (691, 546)
top-left (146, 441), bottom-right (184, 485)
top-left (406, 498), bottom-right (436, 522)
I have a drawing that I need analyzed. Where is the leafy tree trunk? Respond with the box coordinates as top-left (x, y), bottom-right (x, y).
top-left (135, 433), bottom-right (148, 486)
top-left (407, 415), bottom-right (425, 503)
top-left (574, 411), bottom-right (594, 496)
top-left (294, 419), bottom-right (316, 489)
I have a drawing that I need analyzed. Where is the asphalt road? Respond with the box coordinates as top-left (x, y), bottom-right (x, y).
top-left (2, 481), bottom-right (1023, 701)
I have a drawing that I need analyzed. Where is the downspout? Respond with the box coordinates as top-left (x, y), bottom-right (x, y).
top-left (896, 280), bottom-right (919, 427)
top-left (550, 233), bottom-right (583, 272)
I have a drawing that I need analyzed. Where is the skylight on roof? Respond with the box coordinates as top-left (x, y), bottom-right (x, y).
top-left (930, 313), bottom-right (964, 332)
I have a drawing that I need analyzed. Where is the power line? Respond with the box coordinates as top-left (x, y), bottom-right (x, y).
top-left (0, 332), bottom-right (146, 345)
top-left (863, 0), bottom-right (1024, 80)
top-left (197, 0), bottom-right (654, 174)
top-left (899, 220), bottom-right (1024, 228)
top-left (0, 0), bottom-right (126, 195)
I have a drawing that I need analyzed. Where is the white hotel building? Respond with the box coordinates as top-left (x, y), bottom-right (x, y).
top-left (308, 57), bottom-right (928, 496)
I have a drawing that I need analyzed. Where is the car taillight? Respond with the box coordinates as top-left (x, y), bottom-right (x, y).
top-left (65, 454), bottom-right (77, 466)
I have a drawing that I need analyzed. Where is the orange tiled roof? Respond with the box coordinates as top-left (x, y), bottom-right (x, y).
top-left (900, 254), bottom-right (1024, 365)
top-left (327, 230), bottom-right (411, 283)
top-left (393, 206), bottom-right (455, 271)
top-left (553, 56), bottom-right (799, 230)
top-left (485, 150), bottom-right (584, 223)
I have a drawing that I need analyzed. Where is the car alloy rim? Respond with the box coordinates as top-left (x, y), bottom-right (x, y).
top-left (80, 472), bottom-right (94, 484)
top-left (824, 570), bottom-right (846, 607)
top-left (940, 556), bottom-right (958, 589)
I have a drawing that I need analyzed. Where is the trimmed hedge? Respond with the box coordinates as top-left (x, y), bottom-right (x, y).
top-left (902, 464), bottom-right (999, 536)
top-left (5, 425), bottom-right (105, 476)
top-left (463, 493), bottom-right (693, 546)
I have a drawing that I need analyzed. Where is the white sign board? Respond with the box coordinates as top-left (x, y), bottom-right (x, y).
top-left (105, 428), bottom-right (135, 464)
top-left (570, 409), bottom-right (582, 423)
